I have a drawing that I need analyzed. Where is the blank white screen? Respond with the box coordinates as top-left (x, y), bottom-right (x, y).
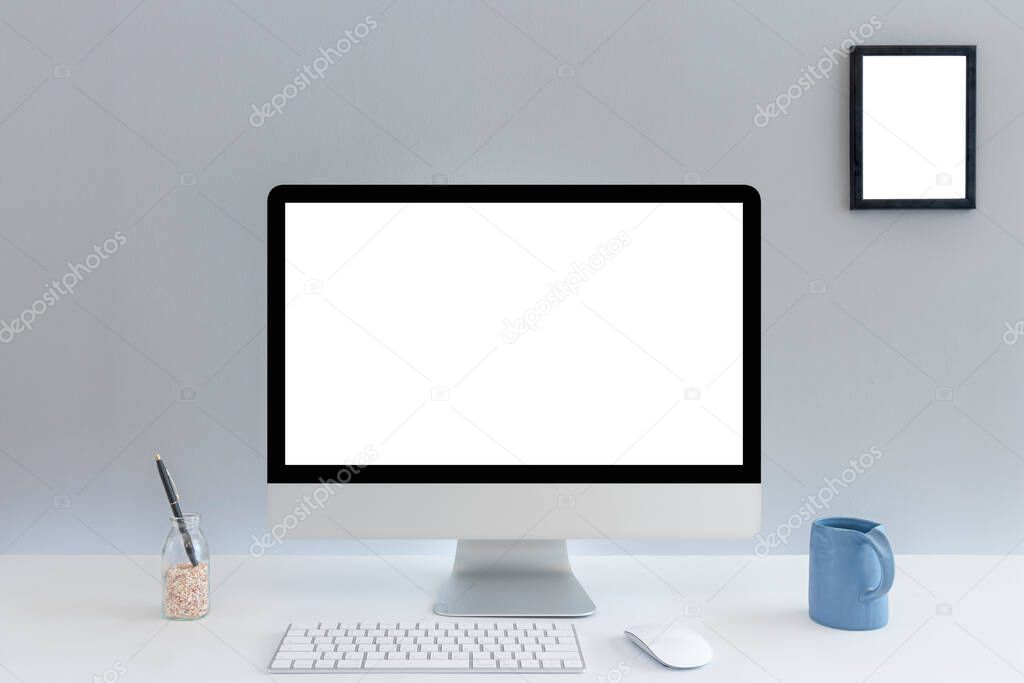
top-left (285, 202), bottom-right (743, 466)
top-left (862, 55), bottom-right (967, 200)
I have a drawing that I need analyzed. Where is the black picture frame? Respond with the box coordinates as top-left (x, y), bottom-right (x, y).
top-left (850, 45), bottom-right (976, 210)
top-left (268, 184), bottom-right (761, 484)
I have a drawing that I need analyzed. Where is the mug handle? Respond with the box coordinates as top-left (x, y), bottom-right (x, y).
top-left (860, 527), bottom-right (894, 602)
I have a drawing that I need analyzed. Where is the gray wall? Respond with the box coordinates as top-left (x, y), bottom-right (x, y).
top-left (1, 0), bottom-right (1022, 556)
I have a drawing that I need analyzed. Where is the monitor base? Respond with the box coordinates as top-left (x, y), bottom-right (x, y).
top-left (433, 539), bottom-right (596, 617)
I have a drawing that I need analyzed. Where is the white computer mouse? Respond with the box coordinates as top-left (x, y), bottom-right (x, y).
top-left (624, 624), bottom-right (713, 669)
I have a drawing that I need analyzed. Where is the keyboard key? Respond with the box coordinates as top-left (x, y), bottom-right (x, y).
top-left (279, 644), bottom-right (314, 652)
top-left (364, 658), bottom-right (470, 670)
top-left (337, 659), bottom-right (362, 669)
top-left (564, 659), bottom-right (584, 669)
top-left (283, 636), bottom-right (312, 644)
top-left (275, 651), bottom-right (320, 659)
top-left (520, 660), bottom-right (540, 669)
top-left (473, 660), bottom-right (497, 669)
top-left (542, 660), bottom-right (563, 669)
top-left (536, 651), bottom-right (577, 660)
top-left (314, 660), bottom-right (334, 669)
top-left (293, 660), bottom-right (314, 669)
top-left (269, 660), bottom-right (290, 670)
top-left (545, 643), bottom-right (579, 652)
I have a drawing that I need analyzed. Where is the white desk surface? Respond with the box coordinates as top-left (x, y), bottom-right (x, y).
top-left (1, 554), bottom-right (1021, 682)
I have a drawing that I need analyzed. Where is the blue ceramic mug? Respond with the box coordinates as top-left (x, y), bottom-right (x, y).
top-left (809, 517), bottom-right (894, 630)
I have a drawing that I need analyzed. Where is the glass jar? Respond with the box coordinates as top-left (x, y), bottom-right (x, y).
top-left (161, 513), bottom-right (209, 620)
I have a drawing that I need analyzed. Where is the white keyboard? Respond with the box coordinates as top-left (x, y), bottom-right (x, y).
top-left (269, 621), bottom-right (585, 673)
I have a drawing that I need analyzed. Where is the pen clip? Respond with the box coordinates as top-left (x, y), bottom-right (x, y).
top-left (166, 470), bottom-right (180, 505)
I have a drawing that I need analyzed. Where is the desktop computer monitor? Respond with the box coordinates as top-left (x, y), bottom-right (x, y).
top-left (268, 185), bottom-right (761, 617)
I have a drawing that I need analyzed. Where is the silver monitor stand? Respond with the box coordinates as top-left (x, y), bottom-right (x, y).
top-left (433, 540), bottom-right (596, 617)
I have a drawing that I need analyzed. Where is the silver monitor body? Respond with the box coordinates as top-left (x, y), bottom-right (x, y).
top-left (268, 185), bottom-right (761, 616)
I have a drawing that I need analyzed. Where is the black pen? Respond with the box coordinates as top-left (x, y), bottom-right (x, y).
top-left (155, 453), bottom-right (198, 567)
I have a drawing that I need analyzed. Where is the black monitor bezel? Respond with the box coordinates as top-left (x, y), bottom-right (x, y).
top-left (268, 185), bottom-right (761, 484)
